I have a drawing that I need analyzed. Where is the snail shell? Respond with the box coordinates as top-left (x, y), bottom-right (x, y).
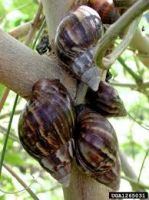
top-left (86, 81), bottom-right (127, 117)
top-left (88, 0), bottom-right (120, 24)
top-left (18, 79), bottom-right (76, 186)
top-left (55, 5), bottom-right (103, 91)
top-left (74, 107), bottom-right (120, 189)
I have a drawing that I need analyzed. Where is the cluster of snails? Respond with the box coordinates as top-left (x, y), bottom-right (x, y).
top-left (19, 0), bottom-right (127, 190)
top-left (18, 79), bottom-right (126, 189)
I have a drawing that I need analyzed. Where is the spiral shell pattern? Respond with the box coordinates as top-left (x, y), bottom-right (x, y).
top-left (88, 0), bottom-right (120, 24)
top-left (18, 79), bottom-right (76, 186)
top-left (74, 107), bottom-right (120, 189)
top-left (55, 5), bottom-right (103, 91)
top-left (86, 81), bottom-right (127, 117)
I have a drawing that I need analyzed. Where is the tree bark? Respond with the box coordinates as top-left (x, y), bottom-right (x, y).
top-left (63, 163), bottom-right (112, 200)
top-left (0, 29), bottom-right (76, 99)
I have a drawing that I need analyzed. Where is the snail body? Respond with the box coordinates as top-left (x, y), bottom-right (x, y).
top-left (88, 0), bottom-right (120, 24)
top-left (55, 5), bottom-right (103, 91)
top-left (74, 107), bottom-right (120, 189)
top-left (86, 81), bottom-right (127, 117)
top-left (18, 79), bottom-right (76, 186)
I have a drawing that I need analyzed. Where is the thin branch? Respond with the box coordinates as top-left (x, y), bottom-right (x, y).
top-left (0, 109), bottom-right (22, 119)
top-left (3, 164), bottom-right (39, 200)
top-left (0, 125), bottom-right (19, 142)
top-left (121, 176), bottom-right (149, 190)
top-left (9, 22), bottom-right (32, 39)
top-left (120, 152), bottom-right (140, 191)
top-left (118, 57), bottom-right (142, 83)
top-left (127, 113), bottom-right (149, 130)
top-left (104, 16), bottom-right (141, 67)
top-left (112, 81), bottom-right (149, 88)
top-left (0, 94), bottom-right (19, 177)
top-left (0, 88), bottom-right (10, 113)
top-left (25, 2), bottom-right (43, 46)
top-left (120, 151), bottom-right (149, 198)
top-left (130, 28), bottom-right (149, 67)
top-left (111, 81), bottom-right (149, 89)
top-left (130, 28), bottom-right (149, 55)
top-left (137, 149), bottom-right (149, 183)
top-left (95, 0), bottom-right (149, 68)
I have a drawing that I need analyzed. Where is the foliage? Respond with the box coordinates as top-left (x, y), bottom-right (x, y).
top-left (0, 0), bottom-right (149, 199)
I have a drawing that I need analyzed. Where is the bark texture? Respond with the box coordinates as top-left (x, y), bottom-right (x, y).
top-left (0, 29), bottom-right (76, 99)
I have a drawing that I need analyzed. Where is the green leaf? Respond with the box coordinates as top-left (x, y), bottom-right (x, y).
top-left (5, 152), bottom-right (25, 166)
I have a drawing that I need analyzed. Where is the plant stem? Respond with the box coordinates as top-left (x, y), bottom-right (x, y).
top-left (118, 57), bottom-right (142, 83)
top-left (104, 16), bottom-right (141, 67)
top-left (0, 94), bottom-right (19, 177)
top-left (95, 0), bottom-right (149, 68)
top-left (0, 88), bottom-right (10, 113)
top-left (3, 164), bottom-right (39, 200)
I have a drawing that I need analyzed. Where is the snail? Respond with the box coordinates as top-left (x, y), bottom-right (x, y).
top-left (88, 0), bottom-right (120, 24)
top-left (74, 106), bottom-right (120, 189)
top-left (55, 5), bottom-right (103, 91)
top-left (85, 81), bottom-right (127, 117)
top-left (18, 79), bottom-right (76, 186)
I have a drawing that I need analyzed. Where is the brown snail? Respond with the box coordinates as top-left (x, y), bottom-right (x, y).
top-left (18, 79), bottom-right (76, 186)
top-left (85, 80), bottom-right (127, 117)
top-left (55, 5), bottom-right (103, 91)
top-left (88, 0), bottom-right (120, 24)
top-left (74, 106), bottom-right (120, 189)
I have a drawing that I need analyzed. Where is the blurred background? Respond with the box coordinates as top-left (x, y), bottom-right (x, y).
top-left (0, 0), bottom-right (149, 199)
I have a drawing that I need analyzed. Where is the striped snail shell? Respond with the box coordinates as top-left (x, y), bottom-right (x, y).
top-left (88, 0), bottom-right (120, 24)
top-left (74, 107), bottom-right (120, 189)
top-left (55, 5), bottom-right (103, 91)
top-left (18, 79), bottom-right (76, 186)
top-left (85, 81), bottom-right (127, 117)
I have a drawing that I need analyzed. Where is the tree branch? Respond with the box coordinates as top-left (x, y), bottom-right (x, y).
top-left (0, 88), bottom-right (10, 113)
top-left (9, 22), bottom-right (32, 39)
top-left (120, 151), bottom-right (149, 199)
top-left (63, 163), bottom-right (112, 200)
top-left (0, 29), bottom-right (76, 99)
top-left (95, 0), bottom-right (149, 68)
top-left (41, 0), bottom-right (75, 41)
top-left (3, 164), bottom-right (39, 200)
top-left (104, 17), bottom-right (141, 67)
top-left (130, 29), bottom-right (149, 67)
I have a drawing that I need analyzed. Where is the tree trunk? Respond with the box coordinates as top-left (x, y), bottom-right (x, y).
top-left (63, 163), bottom-right (112, 200)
